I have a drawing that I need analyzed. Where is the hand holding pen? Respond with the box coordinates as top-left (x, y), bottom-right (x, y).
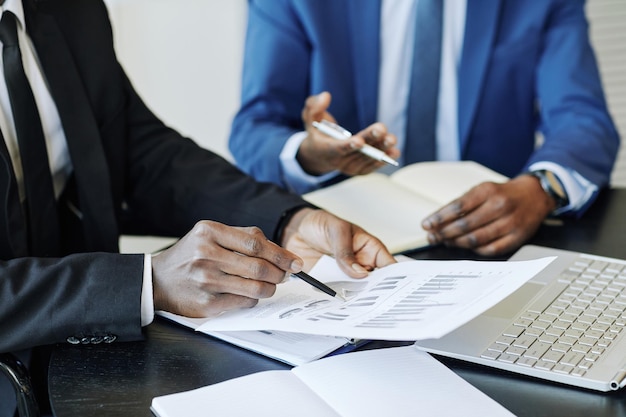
top-left (312, 120), bottom-right (399, 167)
top-left (299, 92), bottom-right (400, 176)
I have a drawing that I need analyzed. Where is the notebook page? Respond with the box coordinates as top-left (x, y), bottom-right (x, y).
top-left (293, 346), bottom-right (515, 417)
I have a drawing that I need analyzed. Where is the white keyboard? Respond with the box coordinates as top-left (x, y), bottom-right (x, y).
top-left (481, 256), bottom-right (626, 378)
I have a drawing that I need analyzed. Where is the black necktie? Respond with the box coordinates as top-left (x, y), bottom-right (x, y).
top-left (404, 0), bottom-right (443, 165)
top-left (0, 11), bottom-right (59, 256)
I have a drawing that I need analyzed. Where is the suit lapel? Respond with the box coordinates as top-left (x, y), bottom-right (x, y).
top-left (347, 0), bottom-right (381, 127)
top-left (24, 5), bottom-right (119, 252)
top-left (458, 0), bottom-right (502, 153)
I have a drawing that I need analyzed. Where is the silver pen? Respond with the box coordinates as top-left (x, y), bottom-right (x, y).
top-left (311, 120), bottom-right (399, 166)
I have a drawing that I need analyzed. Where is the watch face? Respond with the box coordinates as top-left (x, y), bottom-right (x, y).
top-left (544, 170), bottom-right (567, 200)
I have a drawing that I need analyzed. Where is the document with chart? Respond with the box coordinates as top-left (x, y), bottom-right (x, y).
top-left (197, 255), bottom-right (555, 340)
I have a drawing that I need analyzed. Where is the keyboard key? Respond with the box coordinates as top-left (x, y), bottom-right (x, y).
top-left (517, 357), bottom-right (536, 367)
top-left (551, 343), bottom-right (571, 353)
top-left (531, 321), bottom-right (550, 331)
top-left (534, 360), bottom-right (555, 371)
top-left (495, 336), bottom-right (516, 346)
top-left (513, 318), bottom-right (534, 328)
top-left (487, 343), bottom-right (506, 353)
top-left (504, 347), bottom-right (526, 356)
top-left (538, 314), bottom-right (557, 324)
top-left (571, 368), bottom-right (587, 377)
top-left (524, 342), bottom-right (551, 360)
top-left (481, 350), bottom-right (500, 360)
top-left (596, 315), bottom-right (615, 325)
top-left (551, 321), bottom-right (569, 330)
top-left (564, 329), bottom-right (584, 339)
top-left (503, 326), bottom-right (525, 338)
top-left (585, 330), bottom-right (604, 339)
top-left (545, 327), bottom-right (564, 337)
top-left (553, 364), bottom-right (574, 374)
top-left (579, 337), bottom-right (597, 346)
top-left (524, 328), bottom-right (543, 338)
top-left (542, 351), bottom-right (564, 363)
top-left (570, 321), bottom-right (590, 332)
top-left (571, 344), bottom-right (590, 354)
top-left (497, 354), bottom-right (518, 364)
top-left (590, 323), bottom-right (610, 333)
top-left (560, 313), bottom-right (578, 323)
top-left (513, 336), bottom-right (536, 349)
top-left (538, 334), bottom-right (558, 344)
top-left (561, 352), bottom-right (584, 367)
top-left (590, 346), bottom-right (605, 355)
top-left (584, 353), bottom-right (601, 362)
top-left (577, 315), bottom-right (595, 325)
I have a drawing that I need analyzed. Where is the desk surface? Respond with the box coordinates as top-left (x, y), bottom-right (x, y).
top-left (49, 188), bottom-right (626, 417)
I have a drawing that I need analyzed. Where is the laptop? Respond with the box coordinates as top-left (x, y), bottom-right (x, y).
top-left (415, 244), bottom-right (626, 392)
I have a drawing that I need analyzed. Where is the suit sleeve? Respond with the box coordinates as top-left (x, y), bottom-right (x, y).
top-left (228, 0), bottom-right (313, 188)
top-left (529, 0), bottom-right (619, 206)
top-left (118, 70), bottom-right (309, 239)
top-left (0, 253), bottom-right (144, 353)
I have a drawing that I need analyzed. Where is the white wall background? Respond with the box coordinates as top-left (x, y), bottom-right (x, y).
top-left (586, 0), bottom-right (626, 186)
top-left (103, 0), bottom-right (246, 162)
top-left (103, 0), bottom-right (626, 183)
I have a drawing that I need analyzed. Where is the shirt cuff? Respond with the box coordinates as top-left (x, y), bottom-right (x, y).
top-left (279, 130), bottom-right (339, 194)
top-left (528, 161), bottom-right (598, 215)
top-left (140, 253), bottom-right (155, 327)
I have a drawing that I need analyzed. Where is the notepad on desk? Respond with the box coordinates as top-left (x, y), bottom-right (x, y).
top-left (150, 345), bottom-right (515, 417)
top-left (303, 161), bottom-right (508, 254)
top-left (158, 312), bottom-right (357, 366)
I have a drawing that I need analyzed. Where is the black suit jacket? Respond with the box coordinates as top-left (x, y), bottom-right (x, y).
top-left (0, 0), bottom-right (306, 354)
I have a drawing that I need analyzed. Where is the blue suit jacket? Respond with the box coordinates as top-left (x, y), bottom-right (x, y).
top-left (229, 0), bottom-right (619, 213)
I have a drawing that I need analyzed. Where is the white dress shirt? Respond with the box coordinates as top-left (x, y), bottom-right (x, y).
top-left (279, 0), bottom-right (593, 213)
top-left (0, 0), bottom-right (154, 326)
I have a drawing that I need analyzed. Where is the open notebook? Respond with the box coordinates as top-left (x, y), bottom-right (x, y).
top-left (303, 161), bottom-right (507, 253)
top-left (416, 245), bottom-right (626, 391)
top-left (151, 346), bottom-right (515, 417)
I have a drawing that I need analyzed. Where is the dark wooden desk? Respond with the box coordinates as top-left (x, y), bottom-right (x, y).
top-left (49, 188), bottom-right (626, 417)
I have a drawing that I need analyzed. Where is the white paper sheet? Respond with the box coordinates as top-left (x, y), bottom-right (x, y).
top-left (197, 256), bottom-right (555, 340)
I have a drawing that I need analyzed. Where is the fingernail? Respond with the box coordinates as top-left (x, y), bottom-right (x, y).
top-left (291, 259), bottom-right (303, 271)
top-left (372, 129), bottom-right (381, 138)
top-left (427, 233), bottom-right (439, 244)
top-left (352, 263), bottom-right (368, 274)
top-left (422, 219), bottom-right (432, 229)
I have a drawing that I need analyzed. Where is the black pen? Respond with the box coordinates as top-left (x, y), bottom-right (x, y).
top-left (292, 271), bottom-right (346, 301)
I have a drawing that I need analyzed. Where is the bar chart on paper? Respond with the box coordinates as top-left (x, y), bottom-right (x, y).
top-left (196, 256), bottom-right (555, 341)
